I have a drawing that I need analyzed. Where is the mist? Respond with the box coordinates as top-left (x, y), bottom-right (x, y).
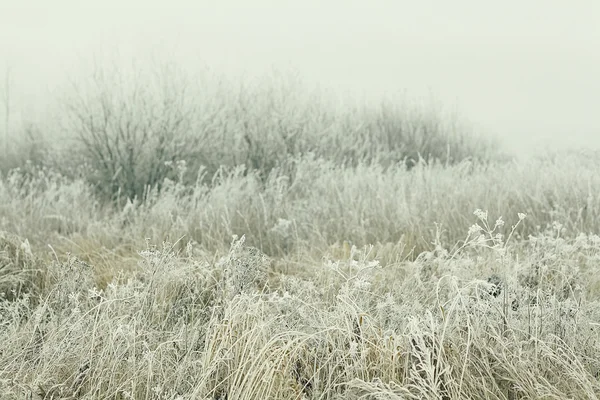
top-left (1, 0), bottom-right (599, 157)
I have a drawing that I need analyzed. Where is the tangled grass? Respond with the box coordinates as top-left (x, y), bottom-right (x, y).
top-left (1, 153), bottom-right (600, 398)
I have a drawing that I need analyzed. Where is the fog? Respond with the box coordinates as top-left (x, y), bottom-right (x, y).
top-left (1, 0), bottom-right (599, 157)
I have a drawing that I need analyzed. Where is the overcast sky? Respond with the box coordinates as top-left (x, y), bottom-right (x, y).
top-left (1, 0), bottom-right (599, 156)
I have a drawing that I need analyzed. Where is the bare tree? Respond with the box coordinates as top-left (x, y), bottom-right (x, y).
top-left (62, 60), bottom-right (207, 202)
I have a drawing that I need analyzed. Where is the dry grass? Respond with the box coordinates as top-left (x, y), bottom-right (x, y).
top-left (3, 150), bottom-right (599, 257)
top-left (1, 151), bottom-right (600, 399)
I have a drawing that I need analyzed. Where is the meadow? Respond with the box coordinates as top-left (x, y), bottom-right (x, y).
top-left (1, 66), bottom-right (600, 399)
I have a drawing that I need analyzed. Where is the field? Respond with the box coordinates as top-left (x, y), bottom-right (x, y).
top-left (1, 69), bottom-right (600, 399)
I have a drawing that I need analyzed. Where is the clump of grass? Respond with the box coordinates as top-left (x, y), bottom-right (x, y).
top-left (0, 165), bottom-right (104, 243)
top-left (0, 231), bottom-right (45, 302)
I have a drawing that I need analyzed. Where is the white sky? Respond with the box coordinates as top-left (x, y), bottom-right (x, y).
top-left (1, 0), bottom-right (599, 156)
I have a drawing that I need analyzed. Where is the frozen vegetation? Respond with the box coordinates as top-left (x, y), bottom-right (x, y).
top-left (1, 67), bottom-right (599, 399)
